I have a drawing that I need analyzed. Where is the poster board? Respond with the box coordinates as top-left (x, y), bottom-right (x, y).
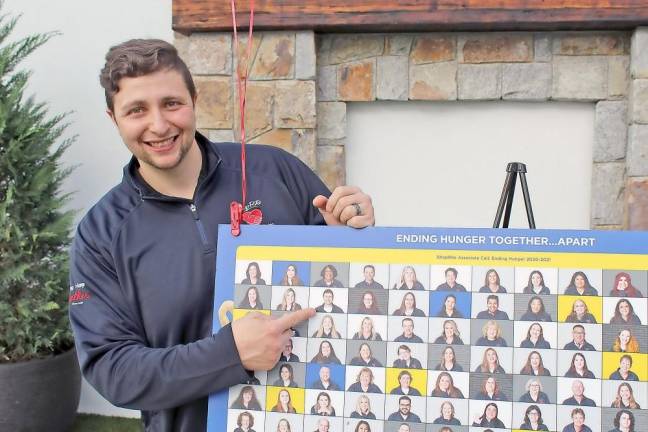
top-left (208, 225), bottom-right (648, 432)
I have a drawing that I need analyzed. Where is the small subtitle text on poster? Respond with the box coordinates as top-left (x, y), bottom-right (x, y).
top-left (395, 233), bottom-right (596, 247)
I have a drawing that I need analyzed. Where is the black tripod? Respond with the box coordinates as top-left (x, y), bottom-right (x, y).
top-left (492, 162), bottom-right (536, 229)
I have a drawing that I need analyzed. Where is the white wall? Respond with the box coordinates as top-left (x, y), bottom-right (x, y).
top-left (4, 0), bottom-right (173, 418)
top-left (347, 101), bottom-right (595, 229)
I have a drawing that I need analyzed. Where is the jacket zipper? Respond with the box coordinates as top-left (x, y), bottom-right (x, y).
top-left (189, 203), bottom-right (209, 248)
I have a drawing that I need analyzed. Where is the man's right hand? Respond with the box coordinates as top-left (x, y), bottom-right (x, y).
top-left (231, 308), bottom-right (315, 370)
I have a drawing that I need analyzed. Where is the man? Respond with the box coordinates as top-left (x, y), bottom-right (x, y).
top-left (397, 424), bottom-right (410, 432)
top-left (315, 289), bottom-right (344, 313)
top-left (311, 365), bottom-right (340, 390)
top-left (561, 408), bottom-right (592, 432)
top-left (394, 318), bottom-right (424, 343)
top-left (392, 345), bottom-right (422, 369)
top-left (476, 295), bottom-right (510, 320)
top-left (562, 380), bottom-right (596, 406)
top-left (279, 339), bottom-right (299, 362)
top-left (435, 267), bottom-right (467, 292)
top-left (387, 396), bottom-right (422, 422)
top-left (354, 264), bottom-right (384, 289)
top-left (563, 325), bottom-right (596, 351)
top-left (68, 39), bottom-right (374, 432)
top-left (314, 418), bottom-right (329, 432)
top-left (608, 354), bottom-right (639, 381)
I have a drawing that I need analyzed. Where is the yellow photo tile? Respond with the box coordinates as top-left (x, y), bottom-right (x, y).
top-left (557, 295), bottom-right (602, 323)
top-left (602, 352), bottom-right (647, 381)
top-left (265, 386), bottom-right (305, 414)
top-left (232, 309), bottom-right (271, 321)
top-left (384, 367), bottom-right (428, 396)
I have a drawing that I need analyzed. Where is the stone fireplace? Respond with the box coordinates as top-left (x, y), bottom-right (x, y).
top-left (174, 28), bottom-right (648, 230)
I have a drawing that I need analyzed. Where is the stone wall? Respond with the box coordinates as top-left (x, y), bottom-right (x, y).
top-left (175, 31), bottom-right (319, 171)
top-left (628, 28), bottom-right (648, 229)
top-left (175, 29), bottom-right (648, 229)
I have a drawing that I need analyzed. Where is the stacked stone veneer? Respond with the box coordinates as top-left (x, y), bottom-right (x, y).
top-left (175, 29), bottom-right (648, 229)
top-left (628, 29), bottom-right (648, 229)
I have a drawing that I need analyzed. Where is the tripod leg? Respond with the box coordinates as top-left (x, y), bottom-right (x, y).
top-left (493, 171), bottom-right (516, 228)
top-left (502, 172), bottom-right (517, 228)
top-left (519, 172), bottom-right (536, 229)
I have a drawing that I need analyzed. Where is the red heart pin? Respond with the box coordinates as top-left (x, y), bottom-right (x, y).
top-left (242, 208), bottom-right (263, 225)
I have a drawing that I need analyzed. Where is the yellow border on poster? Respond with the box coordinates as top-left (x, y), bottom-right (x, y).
top-left (236, 247), bottom-right (648, 270)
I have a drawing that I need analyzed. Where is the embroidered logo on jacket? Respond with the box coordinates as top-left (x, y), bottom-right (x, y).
top-left (242, 199), bottom-right (263, 225)
top-left (69, 282), bottom-right (91, 305)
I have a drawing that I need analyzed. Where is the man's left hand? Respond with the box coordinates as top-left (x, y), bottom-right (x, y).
top-left (313, 186), bottom-right (375, 228)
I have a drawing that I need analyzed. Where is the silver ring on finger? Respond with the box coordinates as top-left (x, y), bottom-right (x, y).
top-left (352, 202), bottom-right (362, 216)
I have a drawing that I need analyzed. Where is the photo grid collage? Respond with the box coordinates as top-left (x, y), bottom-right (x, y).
top-left (226, 260), bottom-right (648, 432)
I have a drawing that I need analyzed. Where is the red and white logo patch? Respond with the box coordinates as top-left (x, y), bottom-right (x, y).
top-left (69, 282), bottom-right (91, 305)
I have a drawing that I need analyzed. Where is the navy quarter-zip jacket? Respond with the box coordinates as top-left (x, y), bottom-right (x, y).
top-left (69, 133), bottom-right (329, 431)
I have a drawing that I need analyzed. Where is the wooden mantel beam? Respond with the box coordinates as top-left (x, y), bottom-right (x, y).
top-left (173, 1), bottom-right (648, 34)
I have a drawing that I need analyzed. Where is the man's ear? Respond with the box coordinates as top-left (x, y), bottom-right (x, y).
top-left (106, 109), bottom-right (118, 126)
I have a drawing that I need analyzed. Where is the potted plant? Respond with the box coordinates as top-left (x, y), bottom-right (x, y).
top-left (0, 6), bottom-right (80, 431)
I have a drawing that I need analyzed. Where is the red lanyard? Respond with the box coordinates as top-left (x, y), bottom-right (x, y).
top-left (229, 0), bottom-right (255, 236)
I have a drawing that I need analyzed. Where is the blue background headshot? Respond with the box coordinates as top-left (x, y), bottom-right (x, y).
top-left (305, 363), bottom-right (346, 390)
top-left (272, 261), bottom-right (311, 286)
top-left (429, 292), bottom-right (472, 319)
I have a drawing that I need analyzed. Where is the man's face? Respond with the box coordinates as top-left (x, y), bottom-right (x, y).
top-left (402, 321), bottom-right (414, 336)
top-left (318, 419), bottom-right (329, 432)
top-left (364, 267), bottom-right (375, 282)
top-left (572, 381), bottom-right (584, 396)
top-left (283, 341), bottom-right (292, 356)
top-left (109, 69), bottom-right (196, 174)
top-left (573, 327), bottom-right (585, 344)
top-left (323, 292), bottom-right (333, 305)
top-left (398, 399), bottom-right (411, 415)
top-left (320, 367), bottom-right (330, 382)
top-left (487, 298), bottom-right (498, 313)
top-left (398, 348), bottom-right (410, 361)
top-left (445, 271), bottom-right (456, 285)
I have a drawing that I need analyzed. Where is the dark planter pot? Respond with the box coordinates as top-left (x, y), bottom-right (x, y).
top-left (0, 348), bottom-right (81, 432)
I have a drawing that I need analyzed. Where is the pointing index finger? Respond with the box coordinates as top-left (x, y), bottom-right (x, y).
top-left (273, 308), bottom-right (316, 332)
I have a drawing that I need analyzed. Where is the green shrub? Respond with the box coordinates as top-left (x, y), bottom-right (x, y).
top-left (0, 6), bottom-right (75, 362)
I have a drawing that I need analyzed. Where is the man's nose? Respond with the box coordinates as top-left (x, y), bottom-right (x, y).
top-left (148, 109), bottom-right (170, 134)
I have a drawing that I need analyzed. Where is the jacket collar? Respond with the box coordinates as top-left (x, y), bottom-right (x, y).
top-left (122, 132), bottom-right (222, 200)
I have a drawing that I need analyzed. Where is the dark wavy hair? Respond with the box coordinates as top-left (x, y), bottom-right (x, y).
top-left (100, 39), bottom-right (196, 111)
